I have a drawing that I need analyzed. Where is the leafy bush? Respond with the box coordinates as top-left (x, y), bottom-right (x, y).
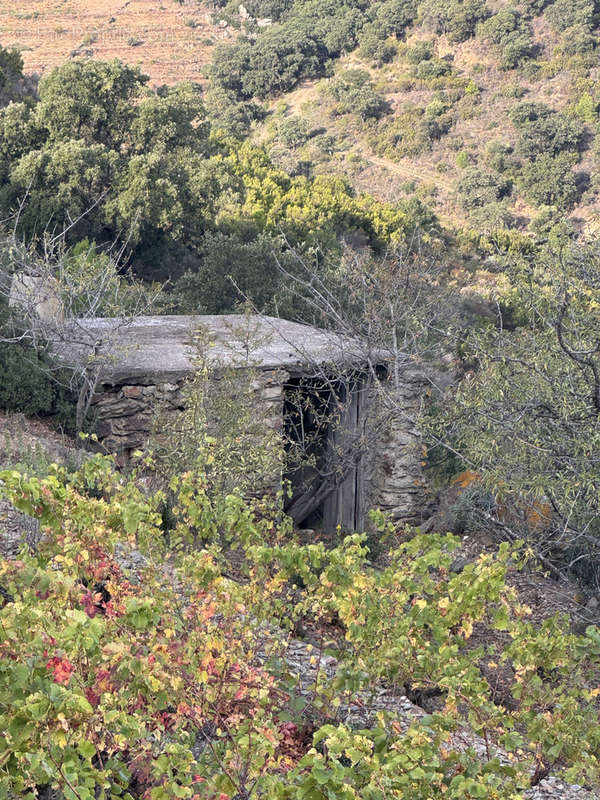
top-left (276, 115), bottom-right (311, 147)
top-left (545, 0), bottom-right (596, 33)
top-left (172, 231), bottom-right (297, 314)
top-left (477, 9), bottom-right (535, 69)
top-left (2, 456), bottom-right (600, 797)
top-left (518, 152), bottom-right (579, 208)
top-left (529, 204), bottom-right (577, 241)
top-left (372, 104), bottom-right (452, 158)
top-left (418, 0), bottom-right (489, 43)
top-left (509, 101), bottom-right (583, 159)
top-left (404, 38), bottom-right (435, 63)
top-left (437, 240), bottom-right (600, 587)
top-left (467, 200), bottom-right (516, 234)
top-left (520, 0), bottom-right (554, 14)
top-left (357, 24), bottom-right (398, 64)
top-left (203, 85), bottom-right (265, 139)
top-left (500, 31), bottom-right (536, 69)
top-left (0, 300), bottom-right (76, 427)
top-left (574, 90), bottom-right (600, 121)
top-left (484, 140), bottom-right (513, 173)
top-left (322, 69), bottom-right (391, 120)
top-left (0, 44), bottom-right (36, 108)
top-left (457, 166), bottom-right (511, 210)
top-left (554, 24), bottom-right (597, 57)
top-left (411, 57), bottom-right (452, 80)
top-left (477, 8), bottom-right (522, 44)
top-left (373, 0), bottom-right (418, 36)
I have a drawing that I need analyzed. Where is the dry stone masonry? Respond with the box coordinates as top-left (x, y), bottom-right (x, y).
top-left (54, 314), bottom-right (427, 531)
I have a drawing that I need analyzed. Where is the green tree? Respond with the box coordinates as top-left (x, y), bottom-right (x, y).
top-left (9, 140), bottom-right (117, 239)
top-left (323, 69), bottom-right (391, 120)
top-left (545, 0), bottom-right (596, 32)
top-left (0, 102), bottom-right (45, 186)
top-left (0, 45), bottom-right (36, 108)
top-left (439, 241), bottom-right (600, 582)
top-left (510, 101), bottom-right (583, 160)
top-left (418, 0), bottom-right (489, 43)
top-left (204, 85), bottom-right (264, 138)
top-left (518, 152), bottom-right (579, 208)
top-left (35, 59), bottom-right (147, 150)
top-left (129, 82), bottom-right (207, 155)
top-left (500, 31), bottom-right (535, 68)
top-left (173, 231), bottom-right (297, 313)
top-left (374, 0), bottom-right (418, 36)
top-left (358, 24), bottom-right (398, 64)
top-left (457, 166), bottom-right (511, 210)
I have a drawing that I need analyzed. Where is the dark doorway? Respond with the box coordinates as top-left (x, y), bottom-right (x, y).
top-left (282, 374), bottom-right (367, 533)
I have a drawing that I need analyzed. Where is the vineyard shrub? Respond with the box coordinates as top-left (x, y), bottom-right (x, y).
top-left (2, 452), bottom-right (600, 797)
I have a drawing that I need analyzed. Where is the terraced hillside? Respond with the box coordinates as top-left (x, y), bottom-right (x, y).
top-left (0, 0), bottom-right (227, 86)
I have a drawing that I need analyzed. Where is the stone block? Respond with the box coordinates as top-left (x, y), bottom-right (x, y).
top-left (122, 386), bottom-right (143, 399)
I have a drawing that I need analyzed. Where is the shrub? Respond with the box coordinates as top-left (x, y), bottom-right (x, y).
top-left (0, 301), bottom-right (76, 427)
top-left (500, 30), bottom-right (536, 69)
top-left (372, 103), bottom-right (452, 158)
top-left (518, 151), bottom-right (579, 208)
top-left (477, 7), bottom-right (522, 44)
top-left (404, 38), bottom-right (435, 64)
top-left (374, 0), bottom-right (418, 36)
top-left (0, 44), bottom-right (35, 107)
top-left (3, 458), bottom-right (600, 797)
top-left (502, 83), bottom-right (528, 98)
top-left (358, 24), bottom-right (398, 64)
top-left (545, 0), bottom-right (596, 32)
top-left (509, 101), bottom-right (583, 159)
top-left (520, 0), bottom-right (554, 14)
top-left (554, 24), bottom-right (597, 56)
top-left (484, 140), bottom-right (513, 172)
top-left (575, 90), bottom-right (600, 121)
top-left (418, 0), bottom-right (489, 43)
top-left (529, 204), bottom-right (577, 240)
top-left (276, 115), bottom-right (311, 148)
top-left (323, 69), bottom-right (391, 120)
top-left (467, 200), bottom-right (516, 234)
top-left (312, 132), bottom-right (337, 153)
top-left (172, 231), bottom-right (298, 314)
top-left (457, 166), bottom-right (511, 210)
top-left (477, 9), bottom-right (535, 69)
top-left (204, 85), bottom-right (264, 138)
top-left (411, 57), bottom-right (452, 80)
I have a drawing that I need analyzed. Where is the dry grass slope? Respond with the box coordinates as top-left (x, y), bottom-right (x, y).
top-left (0, 0), bottom-right (233, 86)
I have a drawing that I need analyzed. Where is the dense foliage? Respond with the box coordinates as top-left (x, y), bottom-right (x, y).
top-left (0, 47), bottom-right (438, 313)
top-left (203, 0), bottom-right (600, 242)
top-left (3, 4), bottom-right (600, 793)
top-left (1, 452), bottom-right (600, 798)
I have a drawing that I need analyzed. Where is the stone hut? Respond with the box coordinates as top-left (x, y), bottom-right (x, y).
top-left (55, 314), bottom-right (425, 532)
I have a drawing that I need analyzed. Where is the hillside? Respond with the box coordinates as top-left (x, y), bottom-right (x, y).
top-left (3, 0), bottom-right (600, 233)
top-left (0, 0), bottom-right (226, 86)
top-left (243, 1), bottom-right (600, 234)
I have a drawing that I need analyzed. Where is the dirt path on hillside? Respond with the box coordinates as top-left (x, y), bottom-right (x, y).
top-left (365, 154), bottom-right (454, 193)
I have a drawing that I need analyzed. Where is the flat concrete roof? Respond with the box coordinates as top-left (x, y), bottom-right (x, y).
top-left (53, 314), bottom-right (386, 384)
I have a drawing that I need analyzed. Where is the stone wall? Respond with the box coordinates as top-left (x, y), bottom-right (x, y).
top-left (90, 368), bottom-right (288, 459)
top-left (90, 364), bottom-right (427, 527)
top-left (366, 369), bottom-right (428, 525)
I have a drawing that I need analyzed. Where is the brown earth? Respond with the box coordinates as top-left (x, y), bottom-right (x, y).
top-left (0, 0), bottom-right (235, 87)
